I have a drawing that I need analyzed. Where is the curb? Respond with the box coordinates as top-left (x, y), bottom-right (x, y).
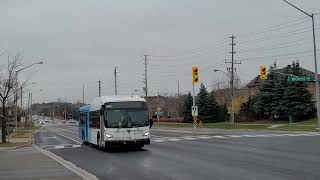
top-left (33, 145), bottom-right (98, 180)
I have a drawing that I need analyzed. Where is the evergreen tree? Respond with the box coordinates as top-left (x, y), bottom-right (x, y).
top-left (270, 64), bottom-right (288, 120)
top-left (183, 92), bottom-right (193, 123)
top-left (217, 104), bottom-right (228, 122)
top-left (253, 64), bottom-right (277, 118)
top-left (197, 83), bottom-right (211, 122)
top-left (206, 90), bottom-right (220, 122)
top-left (283, 61), bottom-right (315, 121)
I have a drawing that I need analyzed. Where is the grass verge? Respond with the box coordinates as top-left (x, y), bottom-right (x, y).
top-left (0, 126), bottom-right (40, 149)
top-left (156, 122), bottom-right (319, 132)
top-left (0, 142), bottom-right (29, 147)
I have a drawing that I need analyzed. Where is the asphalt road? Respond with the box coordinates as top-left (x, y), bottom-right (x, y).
top-left (34, 124), bottom-right (320, 180)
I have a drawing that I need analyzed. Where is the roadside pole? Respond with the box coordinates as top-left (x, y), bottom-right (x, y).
top-left (192, 66), bottom-right (199, 135)
top-left (192, 82), bottom-right (196, 134)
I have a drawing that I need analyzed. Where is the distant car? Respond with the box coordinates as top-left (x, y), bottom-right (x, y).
top-left (61, 120), bottom-right (67, 123)
top-left (68, 119), bottom-right (77, 124)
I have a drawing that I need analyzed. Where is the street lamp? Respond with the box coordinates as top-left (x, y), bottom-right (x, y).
top-left (281, 0), bottom-right (319, 129)
top-left (14, 61), bottom-right (43, 129)
top-left (213, 69), bottom-right (235, 125)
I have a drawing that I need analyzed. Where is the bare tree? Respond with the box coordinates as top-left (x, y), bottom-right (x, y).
top-left (0, 54), bottom-right (22, 142)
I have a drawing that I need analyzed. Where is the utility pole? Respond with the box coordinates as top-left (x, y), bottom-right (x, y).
top-left (157, 92), bottom-right (160, 127)
top-left (30, 92), bottom-right (32, 123)
top-left (25, 92), bottom-right (30, 127)
top-left (177, 80), bottom-right (180, 97)
top-left (57, 98), bottom-right (60, 120)
top-left (281, 0), bottom-right (320, 129)
top-left (144, 55), bottom-right (149, 99)
top-left (64, 97), bottom-right (67, 120)
top-left (14, 72), bottom-right (18, 130)
top-left (177, 80), bottom-right (180, 117)
top-left (225, 35), bottom-right (241, 125)
top-left (114, 67), bottom-right (118, 95)
top-left (98, 80), bottom-right (101, 97)
top-left (20, 86), bottom-right (23, 127)
top-left (82, 84), bottom-right (85, 104)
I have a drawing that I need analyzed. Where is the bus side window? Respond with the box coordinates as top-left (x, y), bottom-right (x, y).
top-left (80, 113), bottom-right (86, 125)
top-left (89, 111), bottom-right (100, 129)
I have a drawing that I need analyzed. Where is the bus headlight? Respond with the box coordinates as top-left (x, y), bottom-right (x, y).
top-left (143, 132), bottom-right (150, 136)
top-left (105, 134), bottom-right (114, 138)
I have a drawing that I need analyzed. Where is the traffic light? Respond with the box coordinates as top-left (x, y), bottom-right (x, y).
top-left (192, 66), bottom-right (199, 83)
top-left (260, 65), bottom-right (267, 80)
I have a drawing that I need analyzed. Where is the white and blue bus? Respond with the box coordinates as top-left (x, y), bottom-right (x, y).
top-left (79, 95), bottom-right (153, 148)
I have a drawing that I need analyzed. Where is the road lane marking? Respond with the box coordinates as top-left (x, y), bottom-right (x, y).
top-left (198, 136), bottom-right (212, 139)
top-left (153, 139), bottom-right (165, 143)
top-left (212, 135), bottom-right (227, 138)
top-left (183, 137), bottom-right (197, 140)
top-left (53, 131), bottom-right (82, 144)
top-left (33, 145), bottom-right (98, 180)
top-left (297, 134), bottom-right (316, 136)
top-left (72, 145), bottom-right (82, 148)
top-left (44, 136), bottom-right (57, 139)
top-left (167, 138), bottom-right (181, 141)
top-left (54, 145), bottom-right (65, 149)
top-left (241, 135), bottom-right (258, 137)
top-left (286, 134), bottom-right (302, 136)
top-left (227, 135), bottom-right (243, 138)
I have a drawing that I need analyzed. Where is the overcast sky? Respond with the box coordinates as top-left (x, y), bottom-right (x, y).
top-left (0, 0), bottom-right (319, 104)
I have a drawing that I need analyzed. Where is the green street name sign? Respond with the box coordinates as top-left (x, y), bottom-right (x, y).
top-left (288, 76), bottom-right (315, 82)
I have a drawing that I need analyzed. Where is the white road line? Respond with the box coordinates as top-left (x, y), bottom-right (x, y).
top-left (183, 137), bottom-right (197, 140)
top-left (254, 134), bottom-right (277, 137)
top-left (54, 145), bottom-right (65, 149)
top-left (72, 145), bottom-right (82, 148)
top-left (198, 136), bottom-right (212, 139)
top-left (153, 139), bottom-right (165, 143)
top-left (266, 134), bottom-right (285, 137)
top-left (54, 131), bottom-right (82, 144)
top-left (212, 135), bottom-right (227, 138)
top-left (241, 135), bottom-right (258, 138)
top-left (285, 134), bottom-right (302, 137)
top-left (44, 136), bottom-right (57, 139)
top-left (227, 135), bottom-right (243, 138)
top-left (297, 134), bottom-right (316, 136)
top-left (167, 138), bottom-right (181, 141)
top-left (33, 145), bottom-right (98, 180)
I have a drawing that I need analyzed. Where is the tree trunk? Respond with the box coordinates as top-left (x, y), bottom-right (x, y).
top-left (2, 102), bottom-right (6, 143)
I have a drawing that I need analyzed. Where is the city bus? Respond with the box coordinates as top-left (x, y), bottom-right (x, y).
top-left (79, 95), bottom-right (153, 148)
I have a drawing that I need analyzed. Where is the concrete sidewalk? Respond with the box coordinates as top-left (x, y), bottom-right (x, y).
top-left (0, 146), bottom-right (82, 180)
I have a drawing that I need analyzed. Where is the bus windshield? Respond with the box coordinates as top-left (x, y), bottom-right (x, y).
top-left (105, 109), bottom-right (149, 128)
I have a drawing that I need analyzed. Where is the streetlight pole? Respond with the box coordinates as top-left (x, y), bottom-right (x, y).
top-left (14, 61), bottom-right (43, 129)
top-left (281, 0), bottom-right (319, 129)
top-left (213, 69), bottom-right (234, 124)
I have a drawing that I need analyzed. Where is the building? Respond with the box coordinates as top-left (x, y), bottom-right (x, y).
top-left (146, 95), bottom-right (183, 121)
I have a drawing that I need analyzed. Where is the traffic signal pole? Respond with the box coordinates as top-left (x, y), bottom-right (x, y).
top-left (192, 66), bottom-right (199, 134)
top-left (192, 82), bottom-right (196, 134)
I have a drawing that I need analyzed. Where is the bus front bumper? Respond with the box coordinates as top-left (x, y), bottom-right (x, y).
top-left (105, 138), bottom-right (150, 147)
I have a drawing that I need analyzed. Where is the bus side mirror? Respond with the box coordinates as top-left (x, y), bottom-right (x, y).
top-left (100, 105), bottom-right (105, 115)
top-left (150, 119), bottom-right (153, 128)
